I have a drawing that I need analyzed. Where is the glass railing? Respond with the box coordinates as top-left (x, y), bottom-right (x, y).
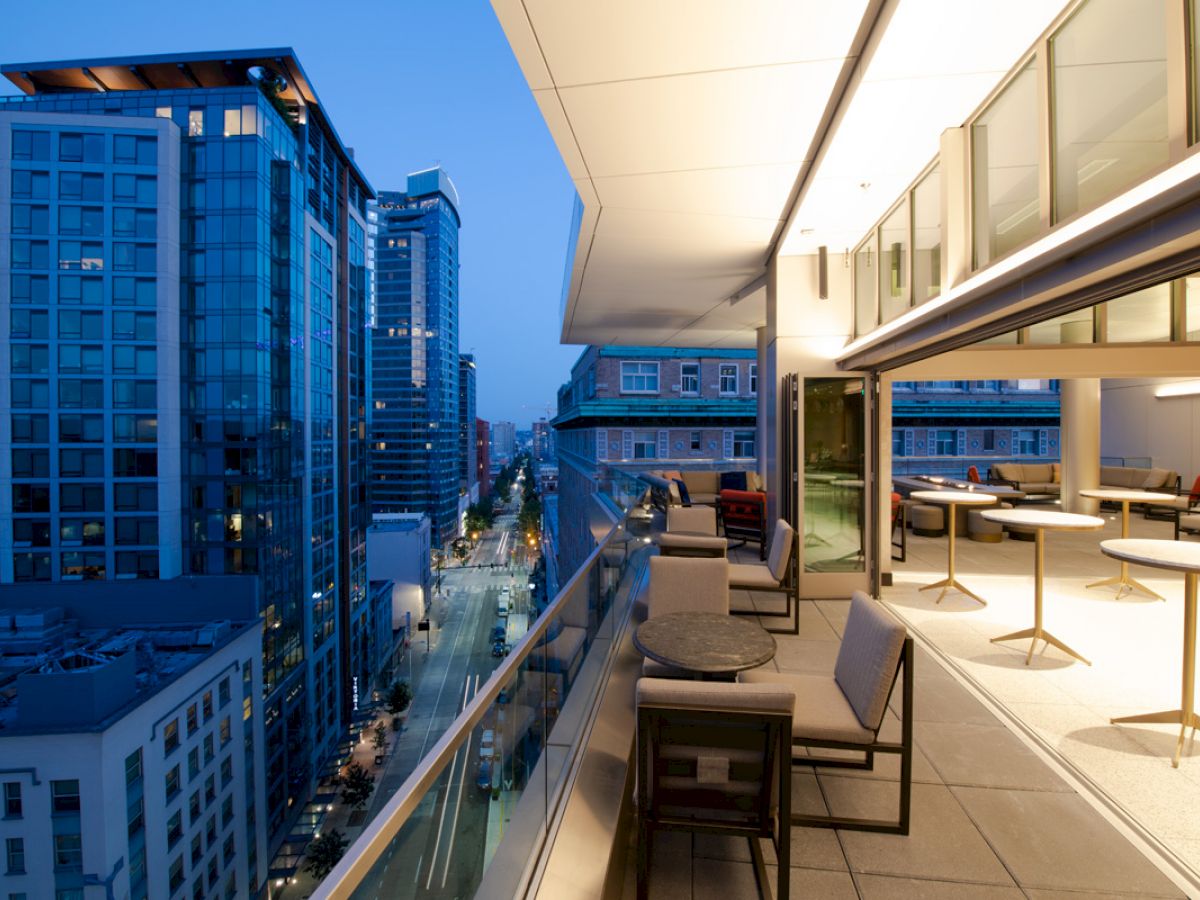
top-left (311, 481), bottom-right (652, 899)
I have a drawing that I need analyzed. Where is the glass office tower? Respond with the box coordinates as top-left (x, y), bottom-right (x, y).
top-left (0, 50), bottom-right (372, 850)
top-left (459, 353), bottom-right (478, 494)
top-left (370, 168), bottom-right (462, 547)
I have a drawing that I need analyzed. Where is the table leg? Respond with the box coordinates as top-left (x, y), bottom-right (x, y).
top-left (919, 502), bottom-right (986, 605)
top-left (1087, 501), bottom-right (1165, 601)
top-left (1111, 573), bottom-right (1200, 766)
top-left (993, 528), bottom-right (1091, 666)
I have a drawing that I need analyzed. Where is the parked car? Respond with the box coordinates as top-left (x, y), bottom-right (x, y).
top-left (491, 624), bottom-right (506, 643)
top-left (492, 639), bottom-right (507, 657)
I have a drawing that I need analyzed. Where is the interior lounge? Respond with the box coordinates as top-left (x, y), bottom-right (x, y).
top-left (315, 2), bottom-right (1200, 898)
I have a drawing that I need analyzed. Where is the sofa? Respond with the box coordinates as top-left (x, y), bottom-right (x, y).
top-left (644, 469), bottom-right (763, 509)
top-left (988, 462), bottom-right (1061, 496)
top-left (1098, 464), bottom-right (1180, 494)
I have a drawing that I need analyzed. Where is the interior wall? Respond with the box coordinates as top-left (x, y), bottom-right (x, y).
top-left (1100, 378), bottom-right (1200, 481)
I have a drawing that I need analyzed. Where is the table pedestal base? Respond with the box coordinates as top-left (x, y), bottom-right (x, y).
top-left (920, 576), bottom-right (986, 606)
top-left (1086, 571), bottom-right (1164, 602)
top-left (1110, 710), bottom-right (1200, 768)
top-left (991, 626), bottom-right (1092, 667)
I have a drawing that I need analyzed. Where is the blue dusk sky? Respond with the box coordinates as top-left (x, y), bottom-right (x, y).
top-left (0, 0), bottom-right (581, 428)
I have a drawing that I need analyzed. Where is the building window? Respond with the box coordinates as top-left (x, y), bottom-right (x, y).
top-left (748, 364), bottom-right (757, 396)
top-left (3, 783), bottom-right (21, 818)
top-left (169, 856), bottom-right (185, 892)
top-left (719, 364), bottom-right (738, 395)
top-left (620, 361), bottom-right (659, 394)
top-left (892, 430), bottom-right (906, 457)
top-left (983, 429), bottom-right (996, 451)
top-left (1015, 429), bottom-right (1039, 455)
top-left (50, 779), bottom-right (80, 814)
top-left (731, 431), bottom-right (755, 459)
top-left (632, 431), bottom-right (657, 460)
top-left (165, 765), bottom-right (181, 800)
top-left (167, 810), bottom-right (183, 847)
top-left (188, 109), bottom-right (204, 137)
top-left (5, 837), bottom-right (24, 874)
top-left (680, 362), bottom-right (699, 395)
top-left (164, 718), bottom-right (180, 755)
top-left (934, 430), bottom-right (957, 456)
top-left (53, 833), bottom-right (82, 872)
top-left (690, 431), bottom-right (702, 451)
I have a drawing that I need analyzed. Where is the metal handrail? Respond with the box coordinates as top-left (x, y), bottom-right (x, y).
top-left (311, 489), bottom-right (647, 898)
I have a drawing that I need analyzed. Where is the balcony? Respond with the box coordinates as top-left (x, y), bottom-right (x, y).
top-left (313, 480), bottom-right (1193, 898)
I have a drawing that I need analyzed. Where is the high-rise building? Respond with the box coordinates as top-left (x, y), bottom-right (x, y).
top-left (475, 417), bottom-right (491, 498)
top-left (491, 421), bottom-right (516, 463)
top-left (533, 417), bottom-right (554, 461)
top-left (459, 354), bottom-right (478, 494)
top-left (369, 168), bottom-right (462, 548)
top-left (0, 50), bottom-right (373, 846)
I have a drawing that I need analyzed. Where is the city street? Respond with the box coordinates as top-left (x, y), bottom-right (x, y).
top-left (285, 500), bottom-right (536, 898)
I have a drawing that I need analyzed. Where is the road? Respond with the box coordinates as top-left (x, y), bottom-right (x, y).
top-left (354, 505), bottom-right (535, 899)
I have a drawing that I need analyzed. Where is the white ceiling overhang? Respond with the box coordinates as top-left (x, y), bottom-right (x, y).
top-left (491, 1), bottom-right (1069, 349)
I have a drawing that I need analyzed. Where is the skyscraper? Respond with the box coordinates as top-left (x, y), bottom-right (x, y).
top-left (476, 417), bottom-right (492, 498)
top-left (459, 353), bottom-right (478, 495)
top-left (0, 49), bottom-right (373, 847)
top-left (491, 420), bottom-right (516, 464)
top-left (369, 168), bottom-right (462, 547)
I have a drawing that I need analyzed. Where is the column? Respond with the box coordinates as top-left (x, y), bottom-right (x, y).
top-left (878, 379), bottom-right (893, 581)
top-left (757, 325), bottom-right (769, 493)
top-left (1061, 378), bottom-right (1100, 514)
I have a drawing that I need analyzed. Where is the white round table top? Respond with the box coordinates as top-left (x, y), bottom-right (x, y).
top-left (981, 509), bottom-right (1105, 531)
top-left (911, 490), bottom-right (997, 506)
top-left (1078, 489), bottom-right (1177, 503)
top-left (804, 473), bottom-right (839, 483)
top-left (1100, 539), bottom-right (1200, 573)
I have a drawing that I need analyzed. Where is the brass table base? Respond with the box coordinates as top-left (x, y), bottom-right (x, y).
top-left (1086, 572), bottom-right (1164, 602)
top-left (920, 576), bottom-right (987, 606)
top-left (991, 626), bottom-right (1092, 667)
top-left (1110, 709), bottom-right (1199, 768)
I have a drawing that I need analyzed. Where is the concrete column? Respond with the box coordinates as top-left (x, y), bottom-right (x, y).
top-left (1061, 378), bottom-right (1101, 515)
top-left (757, 326), bottom-right (769, 491)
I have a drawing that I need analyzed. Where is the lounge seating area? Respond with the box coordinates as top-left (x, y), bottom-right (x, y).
top-left (622, 526), bottom-right (1186, 899)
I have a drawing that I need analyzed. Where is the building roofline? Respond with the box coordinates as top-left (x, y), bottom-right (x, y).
top-left (1, 47), bottom-right (373, 197)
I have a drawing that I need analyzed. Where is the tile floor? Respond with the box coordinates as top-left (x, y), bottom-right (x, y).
top-left (623, 526), bottom-right (1193, 899)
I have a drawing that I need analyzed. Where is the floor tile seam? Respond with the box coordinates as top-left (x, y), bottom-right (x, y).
top-left (842, 864), bottom-right (1022, 888)
top-left (880, 598), bottom-right (1200, 899)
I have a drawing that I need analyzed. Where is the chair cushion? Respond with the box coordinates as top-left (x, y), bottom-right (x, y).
top-left (657, 533), bottom-right (727, 555)
top-left (720, 471), bottom-right (748, 492)
top-left (766, 519), bottom-right (795, 582)
top-left (739, 670), bottom-right (874, 744)
top-left (1023, 463), bottom-right (1052, 482)
top-left (1051, 463), bottom-right (1061, 484)
top-left (689, 492), bottom-right (718, 506)
top-left (672, 478), bottom-right (692, 506)
top-left (833, 592), bottom-right (906, 732)
top-left (638, 677), bottom-right (794, 716)
top-left (727, 562), bottom-right (779, 589)
top-left (1181, 513), bottom-right (1200, 532)
top-left (667, 505), bottom-right (716, 535)
top-left (683, 470), bottom-right (720, 494)
top-left (993, 462), bottom-right (1018, 482)
top-left (1143, 467), bottom-right (1171, 490)
top-left (648, 556), bottom-right (729, 617)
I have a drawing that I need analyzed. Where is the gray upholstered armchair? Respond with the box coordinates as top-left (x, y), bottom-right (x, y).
top-left (729, 519), bottom-right (799, 635)
top-left (636, 677), bottom-right (793, 900)
top-left (741, 591), bottom-right (913, 834)
top-left (641, 556), bottom-right (729, 678)
top-left (656, 506), bottom-right (728, 558)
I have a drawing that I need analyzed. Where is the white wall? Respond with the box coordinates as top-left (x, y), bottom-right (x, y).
top-left (367, 517), bottom-right (431, 629)
top-left (1101, 378), bottom-right (1200, 482)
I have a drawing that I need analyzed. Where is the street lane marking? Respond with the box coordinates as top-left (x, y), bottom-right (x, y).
top-left (424, 673), bottom-right (473, 891)
top-left (441, 672), bottom-right (480, 888)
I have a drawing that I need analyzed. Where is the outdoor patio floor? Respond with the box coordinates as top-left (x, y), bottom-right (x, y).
top-left (623, 525), bottom-right (1193, 899)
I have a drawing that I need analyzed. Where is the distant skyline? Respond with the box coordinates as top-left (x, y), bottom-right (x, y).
top-left (0, 0), bottom-right (581, 425)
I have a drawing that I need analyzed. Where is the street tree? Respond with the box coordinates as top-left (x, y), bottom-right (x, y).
top-left (303, 830), bottom-right (348, 880)
top-left (339, 762), bottom-right (375, 810)
top-left (372, 721), bottom-right (388, 753)
top-left (386, 681), bottom-right (412, 715)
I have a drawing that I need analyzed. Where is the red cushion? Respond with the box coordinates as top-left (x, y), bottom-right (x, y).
top-left (719, 489), bottom-right (766, 525)
top-left (1189, 474), bottom-right (1200, 504)
top-left (967, 465), bottom-right (981, 483)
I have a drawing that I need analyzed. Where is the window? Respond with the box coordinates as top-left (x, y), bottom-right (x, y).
top-left (53, 833), bottom-right (82, 871)
top-left (620, 361), bottom-right (659, 393)
top-left (913, 166), bottom-right (941, 303)
top-left (5, 837), bottom-right (24, 874)
top-left (51, 779), bottom-right (80, 813)
top-left (973, 60), bottom-right (1040, 266)
top-left (190, 791), bottom-right (202, 825)
top-left (680, 362), bottom-right (699, 395)
top-left (1106, 284), bottom-right (1171, 343)
top-left (12, 130), bottom-right (50, 161)
top-left (719, 364), bottom-right (738, 395)
top-left (854, 242), bottom-right (876, 335)
top-left (59, 206), bottom-right (103, 236)
top-left (219, 716), bottom-right (231, 746)
top-left (113, 134), bottom-right (156, 165)
top-left (983, 429), bottom-right (996, 452)
top-left (934, 430), bottom-right (957, 456)
top-left (220, 756), bottom-right (233, 787)
top-left (164, 718), bottom-right (180, 754)
top-left (11, 204), bottom-right (48, 234)
top-left (631, 431), bottom-right (657, 460)
top-left (3, 783), bottom-right (21, 818)
top-left (188, 109), bottom-right (204, 137)
top-left (731, 431), bottom-right (755, 459)
top-left (114, 174), bottom-right (156, 204)
top-left (11, 239), bottom-right (49, 270)
top-left (878, 199), bottom-right (910, 323)
top-left (187, 703), bottom-right (199, 736)
top-left (221, 795), bottom-right (234, 826)
top-left (58, 171), bottom-right (102, 201)
top-left (127, 794), bottom-right (144, 838)
top-left (167, 810), bottom-right (183, 846)
top-left (11, 274), bottom-right (49, 305)
top-left (748, 364), bottom-right (758, 396)
top-left (690, 431), bottom-right (702, 452)
top-left (59, 414), bottom-right (103, 443)
top-left (166, 764), bottom-right (181, 800)
top-left (219, 678), bottom-right (231, 707)
top-left (59, 132), bottom-right (103, 163)
top-left (12, 169), bottom-right (50, 199)
top-left (125, 749), bottom-right (142, 787)
top-left (203, 691), bottom-right (214, 720)
top-left (169, 855), bottom-right (185, 892)
top-left (1016, 429), bottom-right (1039, 455)
top-left (57, 241), bottom-right (103, 271)
top-left (892, 430), bottom-right (906, 457)
top-left (1053, 0), bottom-right (1167, 222)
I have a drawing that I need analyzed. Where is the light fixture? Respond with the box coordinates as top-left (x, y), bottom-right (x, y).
top-left (1155, 380), bottom-right (1200, 398)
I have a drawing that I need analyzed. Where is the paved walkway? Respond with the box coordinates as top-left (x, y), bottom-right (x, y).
top-left (627, 543), bottom-right (1188, 899)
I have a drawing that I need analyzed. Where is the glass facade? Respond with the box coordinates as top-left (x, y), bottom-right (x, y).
top-left (802, 378), bottom-right (865, 574)
top-left (854, 244), bottom-right (875, 335)
top-left (1052, 0), bottom-right (1168, 222)
top-left (912, 166), bottom-right (941, 304)
top-left (370, 169), bottom-right (462, 548)
top-left (973, 60), bottom-right (1040, 267)
top-left (878, 200), bottom-right (909, 323)
top-left (0, 59), bottom-right (372, 853)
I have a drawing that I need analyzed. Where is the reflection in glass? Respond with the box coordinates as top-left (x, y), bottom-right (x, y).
top-left (912, 167), bottom-right (941, 304)
top-left (1187, 277), bottom-right (1200, 341)
top-left (878, 201), bottom-right (909, 324)
top-left (803, 378), bottom-right (864, 573)
top-left (1105, 283), bottom-right (1170, 343)
top-left (973, 61), bottom-right (1039, 267)
top-left (1027, 308), bottom-right (1093, 344)
top-left (854, 244), bottom-right (876, 336)
top-left (1053, 0), bottom-right (1167, 221)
